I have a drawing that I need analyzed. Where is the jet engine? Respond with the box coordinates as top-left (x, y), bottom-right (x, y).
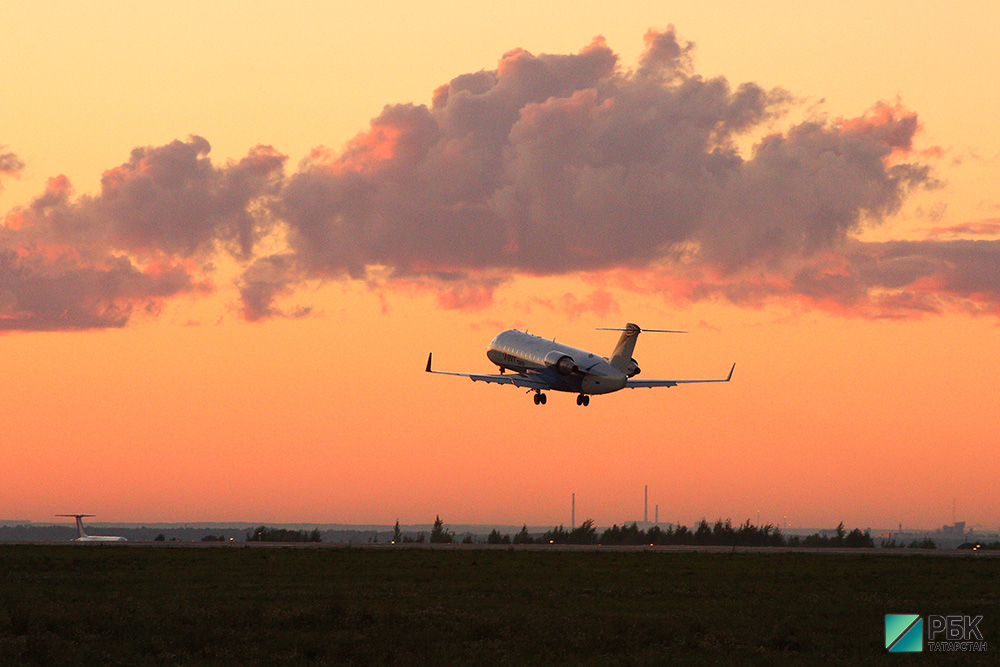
top-left (543, 351), bottom-right (578, 375)
top-left (626, 357), bottom-right (641, 377)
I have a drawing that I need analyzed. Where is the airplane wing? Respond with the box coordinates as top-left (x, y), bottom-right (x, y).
top-left (425, 353), bottom-right (550, 389)
top-left (625, 364), bottom-right (735, 389)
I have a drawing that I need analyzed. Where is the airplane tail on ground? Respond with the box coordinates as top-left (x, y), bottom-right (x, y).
top-left (56, 514), bottom-right (94, 539)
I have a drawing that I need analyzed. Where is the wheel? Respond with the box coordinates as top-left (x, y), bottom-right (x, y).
top-left (533, 393), bottom-right (540, 405)
top-left (576, 395), bottom-right (583, 405)
top-left (583, 395), bottom-right (590, 406)
top-left (540, 393), bottom-right (547, 404)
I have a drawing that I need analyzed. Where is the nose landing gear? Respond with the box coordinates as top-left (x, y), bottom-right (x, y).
top-left (532, 392), bottom-right (547, 405)
top-left (575, 394), bottom-right (590, 406)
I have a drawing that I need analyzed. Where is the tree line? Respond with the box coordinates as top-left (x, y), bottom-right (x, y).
top-left (484, 519), bottom-right (788, 547)
top-left (241, 518), bottom-right (936, 548)
top-left (245, 526), bottom-right (323, 543)
top-left (473, 519), bottom-right (908, 549)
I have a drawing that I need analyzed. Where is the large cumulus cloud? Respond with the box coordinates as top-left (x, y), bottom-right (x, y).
top-left (3, 27), bottom-right (998, 330)
top-left (276, 29), bottom-right (798, 280)
top-left (264, 28), bottom-right (974, 320)
top-left (1, 138), bottom-right (284, 330)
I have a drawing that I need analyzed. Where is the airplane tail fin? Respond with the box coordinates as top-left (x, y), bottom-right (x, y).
top-left (597, 324), bottom-right (686, 374)
top-left (56, 514), bottom-right (93, 538)
top-left (607, 323), bottom-right (642, 372)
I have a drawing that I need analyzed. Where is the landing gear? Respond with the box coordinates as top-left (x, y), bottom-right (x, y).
top-left (576, 394), bottom-right (590, 406)
top-left (532, 392), bottom-right (547, 405)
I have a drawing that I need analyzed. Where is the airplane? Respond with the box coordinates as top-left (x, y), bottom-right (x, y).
top-left (56, 514), bottom-right (127, 542)
top-left (426, 322), bottom-right (734, 405)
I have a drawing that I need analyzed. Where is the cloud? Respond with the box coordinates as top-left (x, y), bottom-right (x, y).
top-left (528, 290), bottom-right (621, 320)
top-left (613, 237), bottom-right (1000, 320)
top-left (1, 138), bottom-right (280, 331)
top-left (96, 137), bottom-right (286, 259)
top-left (6, 27), bottom-right (997, 328)
top-left (926, 219), bottom-right (1000, 237)
top-left (0, 248), bottom-right (207, 331)
top-left (258, 28), bottom-right (942, 318)
top-left (780, 239), bottom-right (1000, 318)
top-left (236, 253), bottom-right (311, 321)
top-left (0, 148), bottom-right (25, 193)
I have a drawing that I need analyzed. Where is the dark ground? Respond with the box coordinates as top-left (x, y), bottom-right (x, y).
top-left (1, 544), bottom-right (996, 665)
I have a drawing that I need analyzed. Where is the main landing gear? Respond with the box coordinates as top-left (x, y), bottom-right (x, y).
top-left (529, 392), bottom-right (589, 406)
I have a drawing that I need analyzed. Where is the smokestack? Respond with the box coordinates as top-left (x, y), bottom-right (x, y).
top-left (572, 493), bottom-right (575, 530)
top-left (644, 485), bottom-right (648, 523)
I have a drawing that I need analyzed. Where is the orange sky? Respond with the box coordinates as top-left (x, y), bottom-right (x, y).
top-left (2, 2), bottom-right (998, 530)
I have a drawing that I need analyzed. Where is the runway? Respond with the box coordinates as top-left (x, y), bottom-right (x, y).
top-left (5, 540), bottom-right (998, 557)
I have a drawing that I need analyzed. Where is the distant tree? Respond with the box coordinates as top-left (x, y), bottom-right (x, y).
top-left (512, 525), bottom-right (533, 544)
top-left (246, 526), bottom-right (322, 543)
top-left (461, 534), bottom-right (475, 544)
top-left (487, 529), bottom-right (505, 544)
top-left (600, 524), bottom-right (622, 545)
top-left (733, 520), bottom-right (784, 547)
top-left (541, 525), bottom-right (569, 544)
top-left (415, 533), bottom-right (426, 543)
top-left (801, 532), bottom-right (829, 547)
top-left (393, 520), bottom-right (401, 544)
top-left (569, 519), bottom-right (597, 545)
top-left (798, 524), bottom-right (874, 548)
top-left (201, 535), bottom-right (224, 542)
top-left (712, 519), bottom-right (736, 545)
top-left (833, 522), bottom-right (847, 547)
top-left (600, 522), bottom-right (646, 546)
top-left (154, 533), bottom-right (165, 542)
top-left (694, 520), bottom-right (713, 545)
top-left (430, 516), bottom-right (453, 543)
top-left (624, 522), bottom-right (647, 545)
top-left (844, 528), bottom-right (874, 548)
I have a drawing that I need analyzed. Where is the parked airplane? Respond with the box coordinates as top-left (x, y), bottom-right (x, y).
top-left (56, 514), bottom-right (127, 542)
top-left (426, 322), bottom-right (734, 405)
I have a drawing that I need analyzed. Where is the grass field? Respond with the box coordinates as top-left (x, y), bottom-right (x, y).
top-left (1, 545), bottom-right (996, 665)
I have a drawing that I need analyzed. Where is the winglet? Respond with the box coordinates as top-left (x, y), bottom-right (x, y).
top-left (726, 363), bottom-right (735, 382)
top-left (426, 353), bottom-right (433, 373)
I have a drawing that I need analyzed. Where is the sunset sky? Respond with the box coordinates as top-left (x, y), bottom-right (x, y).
top-left (3, 2), bottom-right (998, 531)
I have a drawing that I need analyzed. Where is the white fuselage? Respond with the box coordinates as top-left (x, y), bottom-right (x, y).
top-left (486, 329), bottom-right (627, 395)
top-left (58, 515), bottom-right (127, 542)
top-left (75, 535), bottom-right (127, 542)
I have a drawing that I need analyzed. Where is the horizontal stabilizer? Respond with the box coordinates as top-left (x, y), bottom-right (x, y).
top-left (626, 363), bottom-right (735, 389)
top-left (596, 327), bottom-right (686, 333)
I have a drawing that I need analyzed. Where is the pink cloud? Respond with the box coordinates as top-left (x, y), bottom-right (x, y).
top-left (8, 26), bottom-right (996, 329)
top-left (926, 219), bottom-right (1000, 237)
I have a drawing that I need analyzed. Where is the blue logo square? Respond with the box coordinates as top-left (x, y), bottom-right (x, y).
top-left (886, 614), bottom-right (922, 652)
